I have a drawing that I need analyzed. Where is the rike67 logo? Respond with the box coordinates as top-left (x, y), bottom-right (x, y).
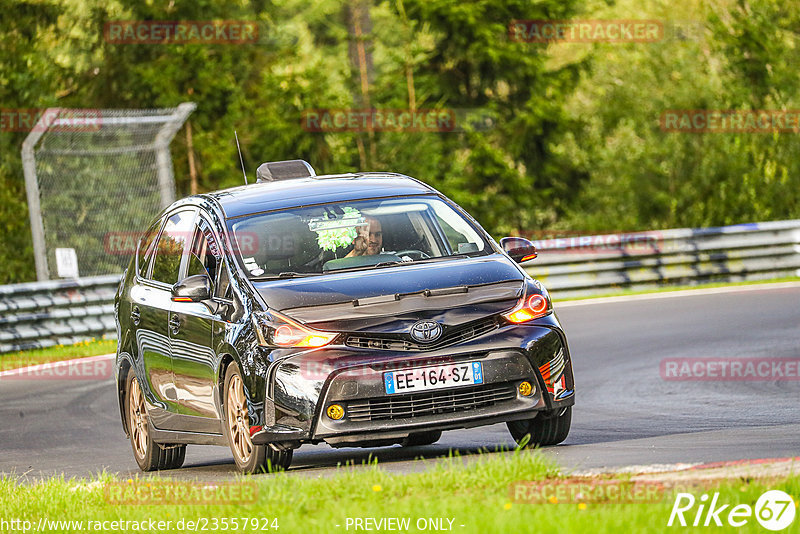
top-left (668, 490), bottom-right (796, 530)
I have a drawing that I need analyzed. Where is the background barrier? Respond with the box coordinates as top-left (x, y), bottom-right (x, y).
top-left (0, 275), bottom-right (119, 353)
top-left (1, 220), bottom-right (798, 353)
top-left (524, 220), bottom-right (800, 298)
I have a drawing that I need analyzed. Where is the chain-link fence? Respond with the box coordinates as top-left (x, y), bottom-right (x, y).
top-left (22, 103), bottom-right (196, 281)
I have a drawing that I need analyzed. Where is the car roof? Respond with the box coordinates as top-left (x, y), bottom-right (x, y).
top-left (200, 172), bottom-right (438, 219)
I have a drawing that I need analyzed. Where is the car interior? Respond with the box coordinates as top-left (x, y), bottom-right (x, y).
top-left (230, 203), bottom-right (450, 276)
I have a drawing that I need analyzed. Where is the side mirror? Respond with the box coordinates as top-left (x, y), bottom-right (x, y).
top-left (500, 237), bottom-right (538, 263)
top-left (171, 274), bottom-right (213, 303)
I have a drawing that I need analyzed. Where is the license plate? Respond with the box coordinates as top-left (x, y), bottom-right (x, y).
top-left (384, 361), bottom-right (483, 394)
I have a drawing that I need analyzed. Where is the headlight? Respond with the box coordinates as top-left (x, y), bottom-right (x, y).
top-left (501, 288), bottom-right (552, 324)
top-left (253, 310), bottom-right (338, 348)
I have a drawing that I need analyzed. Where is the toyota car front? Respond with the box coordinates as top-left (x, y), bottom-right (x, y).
top-left (229, 193), bottom-right (574, 467)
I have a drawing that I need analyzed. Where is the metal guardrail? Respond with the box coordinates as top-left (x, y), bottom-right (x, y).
top-left (0, 220), bottom-right (798, 353)
top-left (0, 275), bottom-right (119, 353)
top-left (524, 220), bottom-right (800, 298)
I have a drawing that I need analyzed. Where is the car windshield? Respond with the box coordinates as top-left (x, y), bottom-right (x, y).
top-left (227, 196), bottom-right (490, 279)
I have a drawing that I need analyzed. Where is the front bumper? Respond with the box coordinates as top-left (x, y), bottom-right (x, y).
top-left (315, 350), bottom-right (543, 445)
top-left (251, 319), bottom-right (574, 446)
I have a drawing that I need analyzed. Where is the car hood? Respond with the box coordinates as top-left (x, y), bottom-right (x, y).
top-left (251, 254), bottom-right (525, 332)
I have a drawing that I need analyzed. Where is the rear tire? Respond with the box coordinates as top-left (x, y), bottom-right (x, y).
top-left (126, 373), bottom-right (186, 471)
top-left (401, 430), bottom-right (442, 447)
top-left (223, 364), bottom-right (293, 474)
top-left (507, 406), bottom-right (571, 447)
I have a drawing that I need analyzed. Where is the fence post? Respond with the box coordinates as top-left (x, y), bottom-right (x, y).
top-left (22, 110), bottom-right (60, 281)
top-left (154, 102), bottom-right (197, 208)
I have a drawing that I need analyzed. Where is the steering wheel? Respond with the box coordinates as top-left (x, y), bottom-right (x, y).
top-left (394, 249), bottom-right (430, 261)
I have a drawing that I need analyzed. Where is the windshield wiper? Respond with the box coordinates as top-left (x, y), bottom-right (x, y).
top-left (328, 254), bottom-right (474, 275)
top-left (356, 256), bottom-right (463, 270)
top-left (251, 272), bottom-right (321, 280)
top-left (373, 261), bottom-right (403, 268)
top-left (408, 254), bottom-right (470, 264)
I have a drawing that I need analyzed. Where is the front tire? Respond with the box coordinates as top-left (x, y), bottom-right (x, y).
top-left (223, 364), bottom-right (292, 474)
top-left (507, 406), bottom-right (572, 447)
top-left (126, 373), bottom-right (186, 471)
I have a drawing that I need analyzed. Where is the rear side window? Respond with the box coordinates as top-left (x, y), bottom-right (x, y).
top-left (151, 210), bottom-right (196, 284)
top-left (136, 219), bottom-right (163, 277)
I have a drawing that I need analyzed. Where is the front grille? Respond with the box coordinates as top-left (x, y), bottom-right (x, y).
top-left (347, 382), bottom-right (517, 422)
top-left (346, 317), bottom-right (498, 352)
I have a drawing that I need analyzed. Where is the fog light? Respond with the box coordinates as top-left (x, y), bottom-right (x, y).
top-left (518, 381), bottom-right (534, 396)
top-left (327, 404), bottom-right (345, 420)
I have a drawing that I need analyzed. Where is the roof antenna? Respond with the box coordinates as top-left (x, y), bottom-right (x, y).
top-left (234, 131), bottom-right (248, 185)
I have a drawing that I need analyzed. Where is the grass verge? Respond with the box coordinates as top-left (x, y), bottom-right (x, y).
top-left (0, 338), bottom-right (117, 371)
top-left (1, 451), bottom-right (798, 533)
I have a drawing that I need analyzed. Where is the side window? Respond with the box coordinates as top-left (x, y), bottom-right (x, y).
top-left (151, 210), bottom-right (196, 284)
top-left (430, 203), bottom-right (486, 255)
top-left (216, 258), bottom-right (232, 300)
top-left (136, 219), bottom-right (163, 278)
top-left (434, 214), bottom-right (465, 252)
top-left (186, 222), bottom-right (219, 283)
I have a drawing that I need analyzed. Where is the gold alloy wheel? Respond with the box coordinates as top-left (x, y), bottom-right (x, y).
top-left (128, 376), bottom-right (148, 459)
top-left (226, 374), bottom-right (253, 464)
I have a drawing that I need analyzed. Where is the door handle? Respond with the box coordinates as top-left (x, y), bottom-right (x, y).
top-left (169, 314), bottom-right (181, 335)
top-left (130, 306), bottom-right (141, 326)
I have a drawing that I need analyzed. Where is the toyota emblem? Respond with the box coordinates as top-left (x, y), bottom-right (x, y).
top-left (410, 320), bottom-right (443, 343)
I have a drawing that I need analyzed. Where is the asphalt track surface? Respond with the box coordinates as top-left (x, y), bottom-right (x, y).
top-left (1, 283), bottom-right (798, 481)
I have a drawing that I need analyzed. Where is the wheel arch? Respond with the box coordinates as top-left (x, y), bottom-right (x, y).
top-left (116, 352), bottom-right (135, 437)
top-left (214, 341), bottom-right (271, 431)
top-left (215, 350), bottom-right (236, 415)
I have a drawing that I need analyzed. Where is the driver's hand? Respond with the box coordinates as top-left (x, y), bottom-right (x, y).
top-left (352, 224), bottom-right (369, 255)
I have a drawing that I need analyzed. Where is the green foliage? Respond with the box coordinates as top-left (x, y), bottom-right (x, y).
top-left (555, 0), bottom-right (800, 232)
top-left (1, 0), bottom-right (799, 283)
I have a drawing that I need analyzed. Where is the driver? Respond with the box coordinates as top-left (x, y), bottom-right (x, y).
top-left (346, 216), bottom-right (383, 257)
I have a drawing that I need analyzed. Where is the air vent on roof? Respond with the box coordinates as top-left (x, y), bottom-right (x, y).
top-left (255, 160), bottom-right (316, 182)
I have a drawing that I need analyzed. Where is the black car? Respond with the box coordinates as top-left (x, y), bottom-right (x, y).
top-left (114, 160), bottom-right (575, 473)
